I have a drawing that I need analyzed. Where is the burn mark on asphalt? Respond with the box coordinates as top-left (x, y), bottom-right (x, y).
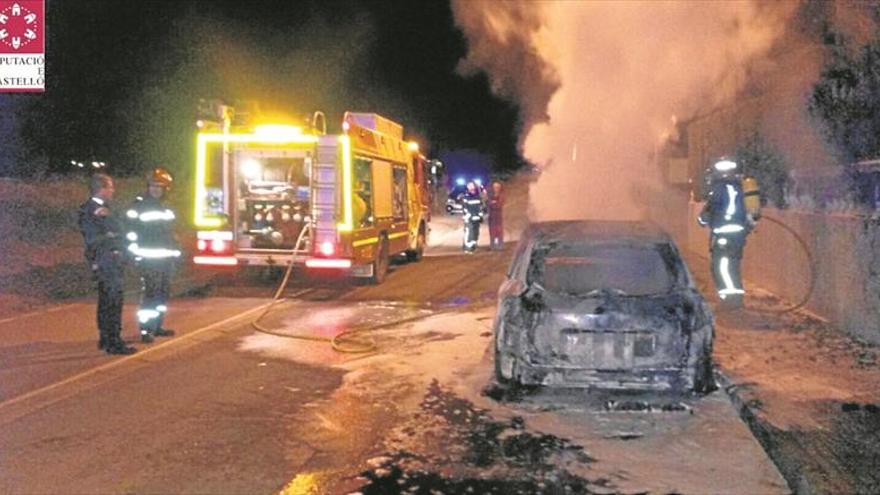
top-left (355, 380), bottom-right (600, 494)
top-left (357, 458), bottom-right (596, 495)
top-left (481, 382), bottom-right (541, 403)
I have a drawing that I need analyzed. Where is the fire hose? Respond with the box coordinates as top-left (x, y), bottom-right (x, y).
top-left (746, 214), bottom-right (816, 314)
top-left (249, 224), bottom-right (379, 353)
top-left (249, 223), bottom-right (492, 353)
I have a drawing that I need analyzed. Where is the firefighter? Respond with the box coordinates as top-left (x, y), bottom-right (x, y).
top-left (126, 167), bottom-right (181, 342)
top-left (488, 181), bottom-right (505, 250)
top-left (458, 180), bottom-right (486, 253)
top-left (698, 157), bottom-right (754, 307)
top-left (78, 173), bottom-right (136, 354)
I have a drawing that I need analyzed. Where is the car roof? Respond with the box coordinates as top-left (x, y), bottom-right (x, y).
top-left (524, 220), bottom-right (673, 245)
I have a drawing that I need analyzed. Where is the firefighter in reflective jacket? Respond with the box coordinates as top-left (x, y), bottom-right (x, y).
top-left (126, 167), bottom-right (181, 342)
top-left (458, 181), bottom-right (486, 253)
top-left (698, 158), bottom-right (753, 306)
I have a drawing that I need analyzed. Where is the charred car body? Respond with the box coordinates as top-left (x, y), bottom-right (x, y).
top-left (493, 221), bottom-right (715, 393)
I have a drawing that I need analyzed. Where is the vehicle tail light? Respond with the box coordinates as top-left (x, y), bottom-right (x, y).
top-left (319, 241), bottom-right (335, 256)
top-left (210, 239), bottom-right (227, 253)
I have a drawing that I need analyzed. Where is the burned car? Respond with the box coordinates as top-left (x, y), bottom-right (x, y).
top-left (493, 220), bottom-right (715, 393)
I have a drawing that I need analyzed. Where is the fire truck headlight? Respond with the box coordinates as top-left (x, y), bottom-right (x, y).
top-left (320, 241), bottom-right (335, 256)
top-left (242, 159), bottom-right (262, 180)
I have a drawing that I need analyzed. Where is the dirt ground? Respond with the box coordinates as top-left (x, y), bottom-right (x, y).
top-left (710, 287), bottom-right (880, 494)
top-left (0, 177), bottom-right (196, 316)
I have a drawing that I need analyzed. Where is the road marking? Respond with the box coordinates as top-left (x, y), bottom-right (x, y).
top-left (0, 301), bottom-right (274, 414)
top-left (0, 303), bottom-right (81, 326)
top-left (0, 276), bottom-right (208, 327)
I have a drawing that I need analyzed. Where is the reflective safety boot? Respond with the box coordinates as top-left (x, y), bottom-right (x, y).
top-left (154, 328), bottom-right (175, 337)
top-left (106, 338), bottom-right (136, 355)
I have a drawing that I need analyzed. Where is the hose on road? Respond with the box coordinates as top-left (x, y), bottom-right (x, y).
top-left (250, 225), bottom-right (495, 353)
top-left (745, 214), bottom-right (816, 314)
top-left (249, 225), bottom-right (378, 353)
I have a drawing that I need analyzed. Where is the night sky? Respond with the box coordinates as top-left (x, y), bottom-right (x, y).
top-left (1, 0), bottom-right (522, 178)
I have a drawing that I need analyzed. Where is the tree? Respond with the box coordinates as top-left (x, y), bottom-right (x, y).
top-left (734, 132), bottom-right (790, 208)
top-left (809, 32), bottom-right (880, 162)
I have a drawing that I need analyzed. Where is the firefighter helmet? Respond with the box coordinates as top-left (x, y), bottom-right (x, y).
top-left (711, 157), bottom-right (738, 178)
top-left (148, 167), bottom-right (173, 188)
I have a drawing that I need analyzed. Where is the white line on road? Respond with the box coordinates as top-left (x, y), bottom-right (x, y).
top-left (0, 301), bottom-right (274, 415)
top-left (0, 276), bottom-right (207, 327)
top-left (0, 303), bottom-right (82, 326)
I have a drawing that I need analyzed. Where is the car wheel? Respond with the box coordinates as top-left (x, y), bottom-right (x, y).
top-left (406, 227), bottom-right (425, 262)
top-left (494, 345), bottom-right (517, 385)
top-left (692, 337), bottom-right (716, 394)
top-left (369, 238), bottom-right (389, 285)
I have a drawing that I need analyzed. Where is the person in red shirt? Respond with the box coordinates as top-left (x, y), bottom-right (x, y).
top-left (488, 181), bottom-right (505, 250)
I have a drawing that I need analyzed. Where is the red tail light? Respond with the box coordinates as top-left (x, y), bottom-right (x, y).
top-left (319, 241), bottom-right (335, 256)
top-left (210, 239), bottom-right (227, 253)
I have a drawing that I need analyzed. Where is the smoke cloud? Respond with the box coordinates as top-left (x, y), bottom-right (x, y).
top-left (452, 1), bottom-right (797, 221)
top-left (451, 1), bottom-right (560, 137)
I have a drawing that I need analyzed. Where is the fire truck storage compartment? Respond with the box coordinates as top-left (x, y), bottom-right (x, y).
top-left (235, 149), bottom-right (312, 250)
top-left (371, 160), bottom-right (393, 219)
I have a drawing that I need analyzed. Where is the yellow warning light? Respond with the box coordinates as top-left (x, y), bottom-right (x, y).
top-left (407, 141), bottom-right (419, 152)
top-left (254, 124), bottom-right (303, 141)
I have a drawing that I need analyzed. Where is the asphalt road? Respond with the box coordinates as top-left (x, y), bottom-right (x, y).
top-left (0, 221), bottom-right (788, 494)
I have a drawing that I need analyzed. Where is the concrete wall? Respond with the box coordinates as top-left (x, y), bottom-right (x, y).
top-left (685, 202), bottom-right (880, 345)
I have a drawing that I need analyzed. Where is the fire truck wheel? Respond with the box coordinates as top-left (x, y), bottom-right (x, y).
top-left (369, 238), bottom-right (389, 285)
top-left (406, 227), bottom-right (426, 262)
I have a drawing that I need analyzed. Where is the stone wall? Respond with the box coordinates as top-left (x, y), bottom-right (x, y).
top-left (685, 202), bottom-right (880, 345)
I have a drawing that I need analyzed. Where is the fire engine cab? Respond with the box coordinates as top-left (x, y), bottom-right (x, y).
top-left (193, 111), bottom-right (431, 284)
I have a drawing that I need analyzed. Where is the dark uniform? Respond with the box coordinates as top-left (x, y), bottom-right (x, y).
top-left (698, 175), bottom-right (749, 304)
top-left (78, 196), bottom-right (130, 353)
top-left (126, 195), bottom-right (180, 341)
top-left (488, 185), bottom-right (505, 250)
top-left (458, 187), bottom-right (486, 253)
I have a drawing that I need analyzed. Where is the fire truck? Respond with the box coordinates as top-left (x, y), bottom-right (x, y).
top-left (192, 111), bottom-right (432, 284)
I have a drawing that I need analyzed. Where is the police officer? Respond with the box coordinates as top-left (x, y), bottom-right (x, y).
top-left (126, 167), bottom-right (181, 343)
top-left (698, 157), bottom-right (753, 307)
top-left (78, 173), bottom-right (136, 354)
top-left (459, 181), bottom-right (486, 253)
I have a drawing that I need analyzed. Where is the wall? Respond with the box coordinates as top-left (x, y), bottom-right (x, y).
top-left (686, 202), bottom-right (880, 345)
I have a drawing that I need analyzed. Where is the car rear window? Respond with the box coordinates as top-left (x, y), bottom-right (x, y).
top-left (534, 243), bottom-right (675, 296)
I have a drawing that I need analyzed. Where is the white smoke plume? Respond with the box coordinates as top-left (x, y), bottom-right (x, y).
top-left (452, 1), bottom-right (797, 221)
